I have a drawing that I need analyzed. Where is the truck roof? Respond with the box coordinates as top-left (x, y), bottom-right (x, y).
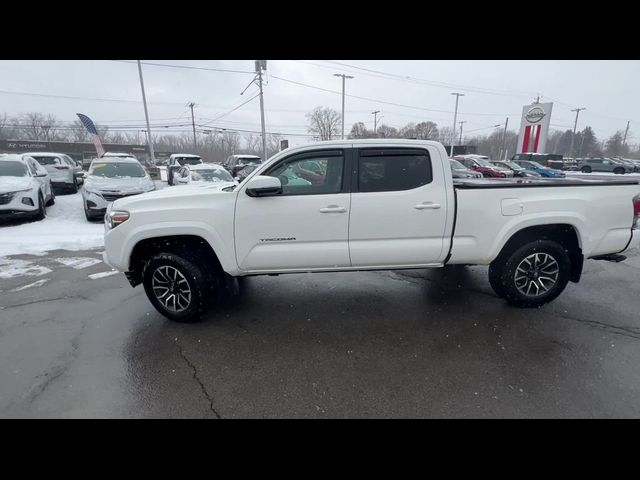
top-left (454, 177), bottom-right (640, 189)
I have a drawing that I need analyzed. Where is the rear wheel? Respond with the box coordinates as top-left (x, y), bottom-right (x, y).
top-left (70, 178), bottom-right (79, 193)
top-left (142, 253), bottom-right (215, 322)
top-left (488, 240), bottom-right (571, 308)
top-left (581, 166), bottom-right (592, 173)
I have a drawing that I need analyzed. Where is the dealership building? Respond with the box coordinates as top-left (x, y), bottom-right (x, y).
top-left (0, 139), bottom-right (174, 165)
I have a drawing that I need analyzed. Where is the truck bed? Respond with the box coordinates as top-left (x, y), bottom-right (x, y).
top-left (453, 177), bottom-right (640, 189)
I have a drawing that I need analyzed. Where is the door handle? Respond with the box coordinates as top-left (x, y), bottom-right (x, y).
top-left (414, 202), bottom-right (441, 210)
top-left (319, 205), bottom-right (347, 213)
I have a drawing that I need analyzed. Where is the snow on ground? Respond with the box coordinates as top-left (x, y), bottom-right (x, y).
top-left (0, 181), bottom-right (167, 258)
top-left (0, 258), bottom-right (52, 279)
top-left (88, 270), bottom-right (119, 280)
top-left (10, 278), bottom-right (49, 292)
top-left (0, 193), bottom-right (103, 257)
top-left (55, 257), bottom-right (102, 269)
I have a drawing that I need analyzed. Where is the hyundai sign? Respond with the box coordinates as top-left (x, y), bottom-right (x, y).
top-left (517, 102), bottom-right (553, 154)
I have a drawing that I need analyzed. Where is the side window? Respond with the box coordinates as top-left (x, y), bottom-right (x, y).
top-left (358, 149), bottom-right (432, 193)
top-left (26, 159), bottom-right (38, 175)
top-left (265, 151), bottom-right (344, 196)
top-left (603, 160), bottom-right (610, 165)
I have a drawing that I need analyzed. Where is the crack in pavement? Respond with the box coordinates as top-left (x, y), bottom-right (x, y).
top-left (1, 294), bottom-right (90, 310)
top-left (174, 340), bottom-right (222, 419)
top-left (24, 322), bottom-right (87, 404)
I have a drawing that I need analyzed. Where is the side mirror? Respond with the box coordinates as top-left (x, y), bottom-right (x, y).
top-left (35, 172), bottom-right (47, 177)
top-left (234, 176), bottom-right (240, 181)
top-left (245, 175), bottom-right (282, 197)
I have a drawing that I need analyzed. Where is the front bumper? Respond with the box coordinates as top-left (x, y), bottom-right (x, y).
top-left (0, 190), bottom-right (39, 216)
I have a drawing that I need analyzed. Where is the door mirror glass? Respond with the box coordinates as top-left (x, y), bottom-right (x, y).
top-left (245, 175), bottom-right (282, 197)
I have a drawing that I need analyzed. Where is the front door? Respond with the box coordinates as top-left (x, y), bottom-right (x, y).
top-left (349, 146), bottom-right (450, 267)
top-left (234, 149), bottom-right (351, 272)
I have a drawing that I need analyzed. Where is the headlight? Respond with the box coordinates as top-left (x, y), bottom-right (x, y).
top-left (106, 210), bottom-right (129, 229)
top-left (84, 188), bottom-right (101, 196)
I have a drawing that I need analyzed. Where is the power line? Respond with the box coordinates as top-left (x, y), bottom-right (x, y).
top-left (200, 93), bottom-right (260, 126)
top-left (269, 75), bottom-right (515, 117)
top-left (110, 60), bottom-right (255, 74)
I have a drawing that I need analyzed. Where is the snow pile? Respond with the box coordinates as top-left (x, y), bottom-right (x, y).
top-left (0, 193), bottom-right (104, 257)
top-left (0, 258), bottom-right (51, 279)
top-left (55, 257), bottom-right (102, 269)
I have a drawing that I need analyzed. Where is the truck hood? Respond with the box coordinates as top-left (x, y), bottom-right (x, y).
top-left (84, 175), bottom-right (155, 193)
top-left (0, 176), bottom-right (34, 194)
top-left (111, 183), bottom-right (234, 210)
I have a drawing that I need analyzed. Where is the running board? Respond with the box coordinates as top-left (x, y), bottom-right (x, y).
top-left (591, 254), bottom-right (627, 263)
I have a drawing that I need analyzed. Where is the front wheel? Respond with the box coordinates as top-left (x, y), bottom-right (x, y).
top-left (142, 253), bottom-right (215, 322)
top-left (46, 188), bottom-right (55, 206)
top-left (488, 240), bottom-right (571, 308)
top-left (33, 193), bottom-right (46, 221)
top-left (613, 167), bottom-right (625, 175)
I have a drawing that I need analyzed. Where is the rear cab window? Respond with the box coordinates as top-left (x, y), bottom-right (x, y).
top-left (357, 148), bottom-right (432, 192)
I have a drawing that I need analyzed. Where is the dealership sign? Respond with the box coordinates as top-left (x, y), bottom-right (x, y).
top-left (525, 106), bottom-right (546, 123)
top-left (517, 102), bottom-right (553, 154)
top-left (2, 140), bottom-right (48, 151)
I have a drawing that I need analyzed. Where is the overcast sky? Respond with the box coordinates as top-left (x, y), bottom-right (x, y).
top-left (1, 60), bottom-right (638, 147)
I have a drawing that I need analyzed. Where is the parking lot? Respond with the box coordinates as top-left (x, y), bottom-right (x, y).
top-left (1, 189), bottom-right (640, 417)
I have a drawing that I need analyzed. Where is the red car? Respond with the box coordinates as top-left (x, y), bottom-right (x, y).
top-left (456, 156), bottom-right (513, 178)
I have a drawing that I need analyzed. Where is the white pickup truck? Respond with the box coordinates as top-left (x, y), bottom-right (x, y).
top-left (103, 140), bottom-right (640, 322)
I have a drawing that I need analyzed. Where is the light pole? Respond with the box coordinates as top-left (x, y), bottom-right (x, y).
top-left (334, 73), bottom-right (354, 140)
top-left (458, 120), bottom-right (466, 144)
top-left (569, 107), bottom-right (586, 159)
top-left (500, 117), bottom-right (509, 160)
top-left (450, 93), bottom-right (465, 157)
top-left (137, 60), bottom-right (156, 164)
top-left (372, 110), bottom-right (381, 136)
top-left (188, 102), bottom-right (197, 151)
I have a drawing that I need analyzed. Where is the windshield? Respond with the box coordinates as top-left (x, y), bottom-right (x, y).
top-left (32, 156), bottom-right (61, 165)
top-left (238, 157), bottom-right (261, 165)
top-left (0, 161), bottom-right (28, 177)
top-left (505, 162), bottom-right (524, 170)
top-left (177, 157), bottom-right (202, 166)
top-left (191, 168), bottom-right (234, 183)
top-left (90, 162), bottom-right (146, 178)
top-left (476, 159), bottom-right (495, 167)
top-left (529, 161), bottom-right (544, 168)
top-left (449, 159), bottom-right (466, 169)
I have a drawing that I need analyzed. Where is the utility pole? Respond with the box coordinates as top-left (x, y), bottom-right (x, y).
top-left (256, 62), bottom-right (267, 161)
top-left (450, 93), bottom-right (465, 157)
top-left (569, 107), bottom-right (586, 159)
top-left (458, 120), bottom-right (466, 144)
top-left (188, 102), bottom-right (197, 151)
top-left (334, 73), bottom-right (354, 139)
top-left (137, 60), bottom-right (155, 164)
top-left (372, 110), bottom-right (381, 136)
top-left (623, 120), bottom-right (631, 150)
top-left (501, 117), bottom-right (509, 160)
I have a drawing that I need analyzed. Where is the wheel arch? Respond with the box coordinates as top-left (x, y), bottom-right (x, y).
top-left (492, 223), bottom-right (584, 283)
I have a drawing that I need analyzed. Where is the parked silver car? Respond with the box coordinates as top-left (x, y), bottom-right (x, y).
top-left (449, 159), bottom-right (482, 178)
top-left (25, 152), bottom-right (83, 193)
top-left (0, 154), bottom-right (54, 221)
top-left (81, 157), bottom-right (155, 221)
top-left (577, 157), bottom-right (634, 174)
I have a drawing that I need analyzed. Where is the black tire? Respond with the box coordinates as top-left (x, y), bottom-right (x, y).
top-left (142, 252), bottom-right (215, 322)
top-left (33, 193), bottom-right (46, 221)
top-left (581, 166), bottom-right (592, 173)
top-left (70, 179), bottom-right (79, 193)
top-left (613, 167), bottom-right (625, 175)
top-left (488, 240), bottom-right (571, 308)
top-left (84, 205), bottom-right (97, 222)
top-left (46, 188), bottom-right (55, 206)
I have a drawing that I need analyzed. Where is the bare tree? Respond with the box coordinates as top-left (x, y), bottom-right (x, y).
top-left (376, 124), bottom-right (399, 138)
top-left (348, 122), bottom-right (370, 139)
top-left (306, 106), bottom-right (341, 141)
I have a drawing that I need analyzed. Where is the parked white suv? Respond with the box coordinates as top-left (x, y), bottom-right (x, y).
top-left (0, 154), bottom-right (54, 221)
top-left (103, 139), bottom-right (640, 322)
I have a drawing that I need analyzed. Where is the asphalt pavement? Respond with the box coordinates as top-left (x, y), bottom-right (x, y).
top-left (1, 246), bottom-right (639, 418)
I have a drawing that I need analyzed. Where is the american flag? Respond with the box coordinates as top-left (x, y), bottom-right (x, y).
top-left (76, 113), bottom-right (105, 157)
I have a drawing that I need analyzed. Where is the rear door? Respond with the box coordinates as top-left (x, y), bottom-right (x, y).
top-left (349, 146), bottom-right (450, 267)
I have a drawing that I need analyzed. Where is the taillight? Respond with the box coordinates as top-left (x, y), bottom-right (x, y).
top-left (633, 195), bottom-right (640, 230)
